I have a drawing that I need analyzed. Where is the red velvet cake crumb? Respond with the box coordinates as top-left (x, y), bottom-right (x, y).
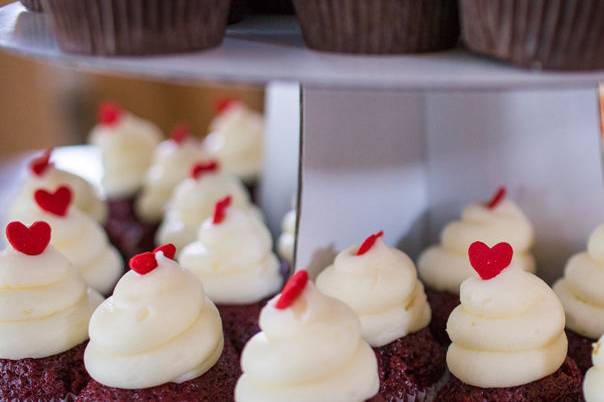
top-left (425, 287), bottom-right (459, 345)
top-left (566, 329), bottom-right (595, 374)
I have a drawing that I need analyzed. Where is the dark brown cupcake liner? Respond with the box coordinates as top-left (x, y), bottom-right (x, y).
top-left (247, 0), bottom-right (295, 14)
top-left (460, 0), bottom-right (604, 71)
top-left (293, 0), bottom-right (459, 54)
top-left (42, 0), bottom-right (232, 55)
top-left (20, 0), bottom-right (44, 12)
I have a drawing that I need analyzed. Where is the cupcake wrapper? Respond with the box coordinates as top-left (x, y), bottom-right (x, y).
top-left (20, 0), bottom-right (44, 12)
top-left (293, 0), bottom-right (459, 54)
top-left (460, 0), bottom-right (604, 70)
top-left (247, 0), bottom-right (295, 14)
top-left (42, 0), bottom-right (231, 55)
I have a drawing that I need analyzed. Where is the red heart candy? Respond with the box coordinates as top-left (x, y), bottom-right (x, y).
top-left (275, 270), bottom-right (309, 310)
top-left (212, 195), bottom-right (232, 225)
top-left (29, 148), bottom-right (53, 177)
top-left (6, 221), bottom-right (51, 256)
top-left (485, 186), bottom-right (507, 209)
top-left (154, 243), bottom-right (176, 260)
top-left (170, 124), bottom-right (190, 145)
top-left (98, 102), bottom-right (122, 127)
top-left (129, 251), bottom-right (158, 275)
top-left (468, 241), bottom-right (513, 280)
top-left (356, 230), bottom-right (384, 256)
top-left (190, 160), bottom-right (219, 180)
top-left (34, 185), bottom-right (73, 217)
top-left (215, 98), bottom-right (236, 114)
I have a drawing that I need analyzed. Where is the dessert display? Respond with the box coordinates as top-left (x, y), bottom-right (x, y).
top-left (293, 0), bottom-right (459, 54)
top-left (77, 244), bottom-right (240, 401)
top-left (179, 195), bottom-right (284, 352)
top-left (235, 270), bottom-right (380, 402)
top-left (0, 220), bottom-right (103, 401)
top-left (417, 186), bottom-right (536, 344)
top-left (9, 185), bottom-right (123, 295)
top-left (157, 160), bottom-right (258, 252)
top-left (277, 208), bottom-right (296, 266)
top-left (316, 231), bottom-right (445, 401)
top-left (436, 241), bottom-right (583, 401)
top-left (554, 224), bottom-right (604, 373)
top-left (584, 335), bottom-right (604, 402)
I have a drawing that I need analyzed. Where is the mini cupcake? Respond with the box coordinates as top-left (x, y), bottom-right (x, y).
top-left (76, 244), bottom-right (240, 401)
top-left (202, 99), bottom-right (264, 198)
top-left (293, 0), bottom-right (459, 54)
top-left (0, 220), bottom-right (103, 401)
top-left (9, 185), bottom-right (122, 295)
top-left (316, 231), bottom-right (445, 401)
top-left (20, 0), bottom-right (43, 12)
top-left (436, 241), bottom-right (583, 401)
top-left (135, 124), bottom-right (206, 224)
top-left (554, 224), bottom-right (604, 373)
top-left (157, 160), bottom-right (258, 252)
top-left (179, 196), bottom-right (285, 352)
top-left (417, 187), bottom-right (536, 344)
top-left (89, 102), bottom-right (162, 259)
top-left (584, 335), bottom-right (604, 402)
top-left (277, 208), bottom-right (296, 267)
top-left (235, 270), bottom-right (380, 402)
top-left (10, 148), bottom-right (107, 223)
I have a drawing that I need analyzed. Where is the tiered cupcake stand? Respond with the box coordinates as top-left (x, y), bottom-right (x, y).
top-left (1, 1), bottom-right (604, 281)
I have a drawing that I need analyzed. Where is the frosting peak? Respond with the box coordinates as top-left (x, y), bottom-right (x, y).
top-left (584, 335), bottom-right (604, 402)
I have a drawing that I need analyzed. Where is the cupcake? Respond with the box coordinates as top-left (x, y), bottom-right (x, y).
top-left (89, 102), bottom-right (162, 259)
top-left (0, 220), bottom-right (103, 401)
top-left (202, 99), bottom-right (264, 198)
top-left (42, 0), bottom-right (231, 55)
top-left (293, 0), bottom-right (459, 54)
top-left (235, 270), bottom-right (380, 402)
top-left (417, 187), bottom-right (536, 344)
top-left (157, 160), bottom-right (258, 252)
top-left (135, 124), bottom-right (205, 224)
top-left (9, 185), bottom-right (123, 295)
top-left (20, 0), bottom-right (43, 12)
top-left (436, 241), bottom-right (583, 401)
top-left (460, 0), bottom-right (604, 70)
top-left (584, 335), bottom-right (604, 402)
top-left (179, 196), bottom-right (285, 352)
top-left (316, 231), bottom-right (445, 401)
top-left (554, 224), bottom-right (604, 373)
top-left (9, 148), bottom-right (107, 223)
top-left (277, 208), bottom-right (296, 267)
top-left (76, 244), bottom-right (240, 401)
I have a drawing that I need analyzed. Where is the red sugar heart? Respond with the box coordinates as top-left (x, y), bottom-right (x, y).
top-left (215, 98), bottom-right (236, 114)
top-left (468, 241), bottom-right (513, 280)
top-left (98, 102), bottom-right (122, 127)
top-left (170, 124), bottom-right (190, 145)
top-left (34, 185), bottom-right (73, 217)
top-left (129, 251), bottom-right (158, 275)
top-left (6, 221), bottom-right (51, 256)
top-left (485, 186), bottom-right (507, 209)
top-left (154, 243), bottom-right (176, 260)
top-left (29, 148), bottom-right (53, 177)
top-left (356, 230), bottom-right (384, 256)
top-left (213, 195), bottom-right (232, 224)
top-left (275, 270), bottom-right (309, 310)
top-left (190, 160), bottom-right (219, 180)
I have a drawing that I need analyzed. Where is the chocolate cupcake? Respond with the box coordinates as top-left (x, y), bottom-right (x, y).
top-left (436, 241), bottom-right (583, 401)
top-left (554, 224), bottom-right (604, 373)
top-left (460, 0), bottom-right (604, 70)
top-left (179, 196), bottom-right (285, 352)
top-left (42, 0), bottom-right (231, 55)
top-left (20, 0), bottom-right (43, 12)
top-left (317, 231), bottom-right (445, 401)
top-left (77, 244), bottom-right (239, 401)
top-left (0, 220), bottom-right (103, 401)
top-left (247, 0), bottom-right (294, 14)
top-left (293, 0), bottom-right (459, 54)
top-left (417, 187), bottom-right (536, 344)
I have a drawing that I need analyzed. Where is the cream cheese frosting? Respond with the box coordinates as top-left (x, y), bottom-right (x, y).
top-left (447, 260), bottom-right (567, 388)
top-left (235, 277), bottom-right (380, 402)
top-left (179, 204), bottom-right (282, 305)
top-left (277, 209), bottom-right (296, 264)
top-left (316, 237), bottom-right (431, 347)
top-left (89, 104), bottom-right (162, 198)
top-left (136, 135), bottom-right (205, 222)
top-left (85, 251), bottom-right (224, 389)
top-left (418, 198), bottom-right (536, 294)
top-left (554, 224), bottom-right (604, 340)
top-left (584, 336), bottom-right (604, 402)
top-left (203, 101), bottom-right (264, 182)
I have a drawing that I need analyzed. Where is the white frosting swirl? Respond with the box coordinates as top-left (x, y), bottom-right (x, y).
top-left (85, 253), bottom-right (224, 389)
top-left (316, 239), bottom-right (431, 347)
top-left (584, 336), bottom-right (604, 402)
top-left (554, 224), bottom-right (604, 339)
top-left (0, 245), bottom-right (103, 359)
top-left (235, 282), bottom-right (379, 402)
top-left (277, 209), bottom-right (296, 264)
top-left (203, 103), bottom-right (264, 182)
top-left (179, 207), bottom-right (282, 305)
top-left (418, 200), bottom-right (536, 294)
top-left (136, 138), bottom-right (205, 222)
top-left (156, 171), bottom-right (257, 251)
top-left (446, 267), bottom-right (567, 388)
top-left (89, 112), bottom-right (161, 198)
top-left (10, 206), bottom-right (123, 295)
